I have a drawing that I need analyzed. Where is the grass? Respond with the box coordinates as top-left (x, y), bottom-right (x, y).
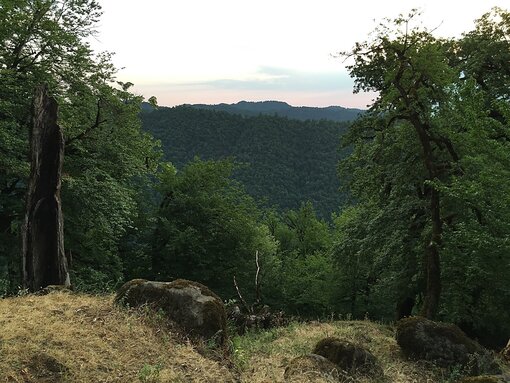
top-left (232, 320), bottom-right (446, 382)
top-left (0, 291), bottom-right (234, 382)
top-left (0, 292), bottom-right (508, 382)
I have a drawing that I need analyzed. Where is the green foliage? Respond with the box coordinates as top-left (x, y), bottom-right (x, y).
top-left (72, 267), bottom-right (123, 294)
top-left (138, 363), bottom-right (162, 383)
top-left (0, 0), bottom-right (160, 290)
top-left (150, 158), bottom-right (277, 299)
top-left (141, 106), bottom-right (349, 219)
top-left (231, 326), bottom-right (285, 370)
top-left (335, 7), bottom-right (510, 344)
top-left (262, 204), bottom-right (336, 316)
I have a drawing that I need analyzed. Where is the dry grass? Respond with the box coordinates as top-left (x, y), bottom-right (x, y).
top-left (1, 293), bottom-right (507, 383)
top-left (0, 291), bottom-right (234, 383)
top-left (232, 320), bottom-right (448, 383)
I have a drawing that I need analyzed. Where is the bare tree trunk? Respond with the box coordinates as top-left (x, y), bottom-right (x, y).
top-left (22, 85), bottom-right (70, 291)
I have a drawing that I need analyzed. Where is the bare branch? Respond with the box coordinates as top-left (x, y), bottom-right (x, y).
top-left (254, 250), bottom-right (261, 305)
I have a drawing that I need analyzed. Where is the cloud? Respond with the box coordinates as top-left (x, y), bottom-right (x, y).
top-left (169, 66), bottom-right (355, 93)
top-left (129, 66), bottom-right (376, 108)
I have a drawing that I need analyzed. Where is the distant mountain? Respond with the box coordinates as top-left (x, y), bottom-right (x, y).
top-left (188, 101), bottom-right (364, 122)
top-left (141, 105), bottom-right (352, 218)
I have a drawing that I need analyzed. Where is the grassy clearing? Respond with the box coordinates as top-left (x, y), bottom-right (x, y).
top-left (0, 293), bottom-right (507, 382)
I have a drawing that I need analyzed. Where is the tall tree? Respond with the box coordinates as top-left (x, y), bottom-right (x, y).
top-left (340, 8), bottom-right (510, 322)
top-left (0, 0), bottom-right (160, 292)
top-left (343, 11), bottom-right (455, 318)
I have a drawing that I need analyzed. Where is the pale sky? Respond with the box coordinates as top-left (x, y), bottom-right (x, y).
top-left (92, 1), bottom-right (510, 108)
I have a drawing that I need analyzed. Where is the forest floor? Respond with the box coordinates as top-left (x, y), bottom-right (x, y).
top-left (0, 291), bottom-right (507, 383)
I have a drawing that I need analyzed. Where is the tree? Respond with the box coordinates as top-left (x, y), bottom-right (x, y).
top-left (340, 8), bottom-right (510, 325)
top-left (151, 158), bottom-right (277, 299)
top-left (262, 203), bottom-right (336, 316)
top-left (0, 0), bottom-right (160, 292)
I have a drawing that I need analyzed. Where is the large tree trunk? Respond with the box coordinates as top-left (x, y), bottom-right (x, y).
top-left (421, 187), bottom-right (442, 318)
top-left (410, 115), bottom-right (442, 319)
top-left (22, 85), bottom-right (70, 291)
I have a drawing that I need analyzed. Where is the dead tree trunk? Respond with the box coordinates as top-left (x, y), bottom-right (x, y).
top-left (22, 85), bottom-right (70, 291)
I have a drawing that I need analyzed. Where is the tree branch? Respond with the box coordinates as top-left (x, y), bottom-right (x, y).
top-left (65, 99), bottom-right (107, 147)
top-left (254, 250), bottom-right (261, 306)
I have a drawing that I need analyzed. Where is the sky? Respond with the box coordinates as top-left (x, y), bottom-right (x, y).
top-left (91, 1), bottom-right (509, 108)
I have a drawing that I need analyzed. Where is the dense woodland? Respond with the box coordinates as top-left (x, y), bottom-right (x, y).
top-left (1, 0), bottom-right (510, 352)
top-left (141, 106), bottom-right (349, 217)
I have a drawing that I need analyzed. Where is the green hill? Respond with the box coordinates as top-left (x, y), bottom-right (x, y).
top-left (141, 106), bottom-right (351, 217)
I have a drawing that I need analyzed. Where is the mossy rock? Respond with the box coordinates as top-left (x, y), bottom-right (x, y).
top-left (396, 316), bottom-right (500, 375)
top-left (115, 279), bottom-right (227, 347)
top-left (312, 337), bottom-right (380, 375)
top-left (284, 353), bottom-right (355, 382)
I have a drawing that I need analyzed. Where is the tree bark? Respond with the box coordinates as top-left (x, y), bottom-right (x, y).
top-left (410, 115), bottom-right (442, 319)
top-left (22, 85), bottom-right (70, 291)
top-left (421, 187), bottom-right (442, 318)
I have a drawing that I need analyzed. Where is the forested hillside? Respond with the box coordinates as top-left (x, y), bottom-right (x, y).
top-left (189, 100), bottom-right (364, 122)
top-left (141, 106), bottom-right (350, 218)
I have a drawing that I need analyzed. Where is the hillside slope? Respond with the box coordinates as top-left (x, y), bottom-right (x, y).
top-left (141, 106), bottom-right (350, 218)
top-left (3, 292), bottom-right (507, 382)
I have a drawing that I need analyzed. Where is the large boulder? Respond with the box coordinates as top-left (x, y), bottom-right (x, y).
top-left (284, 354), bottom-right (354, 382)
top-left (396, 317), bottom-right (500, 375)
top-left (115, 279), bottom-right (227, 347)
top-left (312, 337), bottom-right (379, 375)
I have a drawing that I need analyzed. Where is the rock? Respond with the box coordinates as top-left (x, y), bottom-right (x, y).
top-left (115, 279), bottom-right (227, 347)
top-left (396, 316), bottom-right (501, 375)
top-left (284, 353), bottom-right (354, 382)
top-left (312, 337), bottom-right (379, 375)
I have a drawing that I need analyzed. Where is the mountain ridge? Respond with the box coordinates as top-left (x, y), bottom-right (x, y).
top-left (189, 100), bottom-right (364, 122)
top-left (143, 100), bottom-right (364, 122)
